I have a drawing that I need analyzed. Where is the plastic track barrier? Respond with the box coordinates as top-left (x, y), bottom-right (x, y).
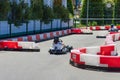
top-left (70, 44), bottom-right (120, 70)
top-left (71, 28), bottom-right (93, 34)
top-left (89, 26), bottom-right (117, 30)
top-left (0, 29), bottom-right (71, 42)
top-left (0, 41), bottom-right (40, 52)
top-left (105, 32), bottom-right (120, 45)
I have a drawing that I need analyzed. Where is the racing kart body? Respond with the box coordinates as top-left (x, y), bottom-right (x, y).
top-left (108, 27), bottom-right (118, 32)
top-left (49, 42), bottom-right (73, 54)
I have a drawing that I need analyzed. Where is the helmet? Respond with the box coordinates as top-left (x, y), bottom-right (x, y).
top-left (111, 24), bottom-right (114, 28)
top-left (54, 37), bottom-right (59, 44)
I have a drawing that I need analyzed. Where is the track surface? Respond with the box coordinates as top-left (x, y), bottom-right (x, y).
top-left (0, 31), bottom-right (120, 80)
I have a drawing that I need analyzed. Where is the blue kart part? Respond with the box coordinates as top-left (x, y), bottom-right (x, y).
top-left (108, 28), bottom-right (118, 32)
top-left (49, 46), bottom-right (73, 54)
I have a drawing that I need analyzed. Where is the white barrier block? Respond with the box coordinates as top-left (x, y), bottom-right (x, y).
top-left (92, 27), bottom-right (96, 30)
top-left (114, 33), bottom-right (120, 41)
top-left (18, 42), bottom-right (36, 49)
top-left (22, 37), bottom-right (28, 41)
top-left (59, 31), bottom-right (62, 36)
top-left (114, 26), bottom-right (117, 29)
top-left (64, 30), bottom-right (67, 35)
top-left (32, 35), bottom-right (36, 41)
top-left (86, 46), bottom-right (100, 55)
top-left (80, 54), bottom-right (100, 66)
top-left (47, 33), bottom-right (50, 39)
top-left (71, 49), bottom-right (80, 54)
top-left (100, 26), bottom-right (105, 30)
top-left (40, 34), bottom-right (44, 40)
top-left (53, 32), bottom-right (57, 37)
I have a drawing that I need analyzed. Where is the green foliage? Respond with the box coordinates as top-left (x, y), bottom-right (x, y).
top-left (80, 0), bottom-right (87, 25)
top-left (9, 1), bottom-right (31, 26)
top-left (114, 0), bottom-right (120, 24)
top-left (80, 0), bottom-right (104, 25)
top-left (0, 0), bottom-right (10, 20)
top-left (53, 5), bottom-right (69, 22)
top-left (88, 21), bottom-right (97, 26)
top-left (31, 0), bottom-right (43, 20)
top-left (67, 0), bottom-right (74, 15)
top-left (54, 0), bottom-right (62, 6)
top-left (23, 4), bottom-right (31, 23)
top-left (9, 1), bottom-right (23, 26)
top-left (104, 0), bottom-right (114, 24)
top-left (42, 5), bottom-right (54, 24)
top-left (0, 0), bottom-right (71, 24)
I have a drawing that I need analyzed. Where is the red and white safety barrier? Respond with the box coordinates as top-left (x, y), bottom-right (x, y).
top-left (2, 29), bottom-right (71, 42)
top-left (0, 41), bottom-right (40, 52)
top-left (105, 32), bottom-right (120, 45)
top-left (88, 26), bottom-right (116, 30)
top-left (70, 45), bottom-right (120, 68)
top-left (71, 28), bottom-right (93, 34)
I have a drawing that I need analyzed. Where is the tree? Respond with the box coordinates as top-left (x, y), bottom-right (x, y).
top-left (54, 0), bottom-right (62, 6)
top-left (31, 0), bottom-right (43, 20)
top-left (0, 0), bottom-right (10, 20)
top-left (31, 0), bottom-right (43, 33)
top-left (104, 0), bottom-right (114, 25)
top-left (80, 0), bottom-right (88, 25)
top-left (53, 0), bottom-right (69, 21)
top-left (67, 0), bottom-right (74, 15)
top-left (80, 0), bottom-right (104, 26)
top-left (114, 0), bottom-right (120, 24)
top-left (9, 1), bottom-right (29, 26)
top-left (42, 5), bottom-right (54, 23)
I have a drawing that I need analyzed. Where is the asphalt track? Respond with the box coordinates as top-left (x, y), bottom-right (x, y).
top-left (0, 31), bottom-right (120, 80)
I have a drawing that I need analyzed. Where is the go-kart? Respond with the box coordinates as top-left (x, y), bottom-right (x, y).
top-left (49, 44), bottom-right (73, 54)
top-left (108, 28), bottom-right (118, 32)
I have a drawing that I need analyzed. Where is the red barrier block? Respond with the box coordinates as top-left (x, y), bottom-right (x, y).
top-left (96, 26), bottom-right (101, 30)
top-left (80, 48), bottom-right (86, 53)
top-left (17, 37), bottom-right (23, 41)
top-left (0, 42), bottom-right (4, 49)
top-left (56, 31), bottom-right (59, 36)
top-left (36, 34), bottom-right (40, 41)
top-left (90, 27), bottom-right (93, 30)
top-left (105, 26), bottom-right (110, 30)
top-left (71, 52), bottom-right (85, 65)
top-left (50, 32), bottom-right (54, 38)
top-left (27, 36), bottom-right (32, 41)
top-left (100, 45), bottom-right (114, 56)
top-left (62, 30), bottom-right (64, 35)
top-left (110, 32), bottom-right (119, 34)
top-left (1, 41), bottom-right (19, 49)
top-left (43, 33), bottom-right (47, 39)
top-left (67, 29), bottom-right (70, 34)
top-left (117, 26), bottom-right (120, 29)
top-left (100, 56), bottom-right (120, 68)
top-left (71, 28), bottom-right (82, 34)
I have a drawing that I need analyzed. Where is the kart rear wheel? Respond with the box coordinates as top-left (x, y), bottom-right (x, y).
top-left (49, 50), bottom-right (53, 54)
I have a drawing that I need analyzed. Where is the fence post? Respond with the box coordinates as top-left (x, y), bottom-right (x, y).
top-left (33, 20), bottom-right (36, 34)
top-left (68, 19), bottom-right (70, 29)
top-left (60, 20), bottom-right (62, 30)
top-left (74, 19), bottom-right (76, 28)
top-left (51, 19), bottom-right (53, 31)
top-left (9, 23), bottom-right (12, 37)
top-left (26, 22), bottom-right (28, 35)
top-left (40, 20), bottom-right (42, 33)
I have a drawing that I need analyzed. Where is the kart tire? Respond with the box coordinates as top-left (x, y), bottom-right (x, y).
top-left (69, 46), bottom-right (73, 51)
top-left (49, 50), bottom-right (53, 54)
top-left (62, 48), bottom-right (67, 54)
